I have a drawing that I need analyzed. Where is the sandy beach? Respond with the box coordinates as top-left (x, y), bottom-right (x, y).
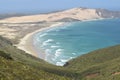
top-left (15, 22), bottom-right (64, 59)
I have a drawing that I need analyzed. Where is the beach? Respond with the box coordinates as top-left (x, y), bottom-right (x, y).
top-left (15, 22), bottom-right (64, 59)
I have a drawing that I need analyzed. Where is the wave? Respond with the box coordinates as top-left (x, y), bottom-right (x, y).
top-left (42, 39), bottom-right (54, 46)
top-left (56, 62), bottom-right (64, 66)
top-left (61, 59), bottom-right (68, 63)
top-left (39, 33), bottom-right (47, 37)
top-left (42, 42), bottom-right (48, 46)
top-left (51, 45), bottom-right (60, 48)
top-left (44, 39), bottom-right (54, 43)
top-left (70, 57), bottom-right (74, 60)
top-left (55, 49), bottom-right (64, 57)
top-left (46, 27), bottom-right (59, 32)
top-left (72, 53), bottom-right (76, 55)
top-left (55, 57), bottom-right (74, 66)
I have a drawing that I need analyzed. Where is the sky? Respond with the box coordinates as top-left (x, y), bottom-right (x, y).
top-left (0, 0), bottom-right (120, 14)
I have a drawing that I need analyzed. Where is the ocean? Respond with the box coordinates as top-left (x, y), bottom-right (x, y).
top-left (33, 19), bottom-right (120, 66)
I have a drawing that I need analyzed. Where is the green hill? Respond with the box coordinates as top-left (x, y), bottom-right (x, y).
top-left (65, 45), bottom-right (120, 80)
top-left (0, 51), bottom-right (70, 80)
top-left (0, 36), bottom-right (120, 80)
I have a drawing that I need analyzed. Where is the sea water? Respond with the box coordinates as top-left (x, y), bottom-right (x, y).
top-left (33, 19), bottom-right (120, 66)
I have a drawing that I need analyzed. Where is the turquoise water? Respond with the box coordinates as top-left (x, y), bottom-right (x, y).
top-left (33, 19), bottom-right (120, 66)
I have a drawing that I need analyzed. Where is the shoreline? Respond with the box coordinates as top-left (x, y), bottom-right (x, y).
top-left (9, 18), bottom-right (117, 66)
top-left (15, 22), bottom-right (64, 59)
top-left (14, 18), bottom-right (107, 60)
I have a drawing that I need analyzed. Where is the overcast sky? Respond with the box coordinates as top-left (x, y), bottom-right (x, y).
top-left (0, 0), bottom-right (120, 13)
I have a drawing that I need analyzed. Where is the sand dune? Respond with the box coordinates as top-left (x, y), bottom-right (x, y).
top-left (0, 8), bottom-right (103, 40)
top-left (0, 8), bottom-right (102, 23)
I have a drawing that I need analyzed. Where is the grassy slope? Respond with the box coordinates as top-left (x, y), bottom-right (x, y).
top-left (0, 36), bottom-right (120, 80)
top-left (65, 45), bottom-right (120, 80)
top-left (0, 51), bottom-right (70, 80)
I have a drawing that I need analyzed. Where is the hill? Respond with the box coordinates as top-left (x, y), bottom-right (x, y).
top-left (65, 45), bottom-right (120, 80)
top-left (0, 8), bottom-right (120, 23)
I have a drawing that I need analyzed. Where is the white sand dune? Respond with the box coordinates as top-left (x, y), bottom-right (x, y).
top-left (0, 8), bottom-right (102, 23)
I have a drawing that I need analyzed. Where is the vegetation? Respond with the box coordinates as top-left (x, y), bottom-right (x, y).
top-left (0, 51), bottom-right (71, 80)
top-left (0, 36), bottom-right (120, 80)
top-left (65, 45), bottom-right (120, 80)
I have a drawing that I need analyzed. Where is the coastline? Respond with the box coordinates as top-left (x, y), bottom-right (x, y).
top-left (4, 18), bottom-right (119, 66)
top-left (15, 22), bottom-right (64, 59)
top-left (14, 18), bottom-right (106, 60)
